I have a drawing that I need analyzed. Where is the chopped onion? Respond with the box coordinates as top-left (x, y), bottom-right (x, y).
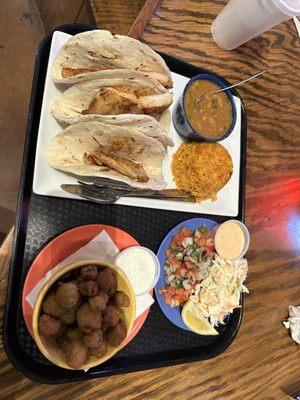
top-left (182, 237), bottom-right (193, 248)
top-left (183, 280), bottom-right (191, 290)
top-left (166, 274), bottom-right (175, 283)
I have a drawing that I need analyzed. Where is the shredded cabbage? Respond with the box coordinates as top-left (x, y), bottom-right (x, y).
top-left (190, 256), bottom-right (248, 326)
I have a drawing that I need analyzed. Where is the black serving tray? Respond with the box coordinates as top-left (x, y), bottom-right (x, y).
top-left (3, 24), bottom-right (247, 383)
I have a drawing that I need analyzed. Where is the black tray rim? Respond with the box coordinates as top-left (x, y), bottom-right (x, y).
top-left (3, 23), bottom-right (247, 384)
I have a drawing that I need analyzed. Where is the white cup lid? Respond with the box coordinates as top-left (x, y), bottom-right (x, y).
top-left (274, 0), bottom-right (300, 16)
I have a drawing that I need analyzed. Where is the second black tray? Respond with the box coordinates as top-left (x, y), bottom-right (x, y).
top-left (3, 24), bottom-right (247, 383)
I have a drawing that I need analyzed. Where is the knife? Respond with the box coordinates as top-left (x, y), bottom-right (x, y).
top-left (61, 184), bottom-right (195, 202)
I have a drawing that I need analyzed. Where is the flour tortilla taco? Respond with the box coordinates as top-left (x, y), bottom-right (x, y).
top-left (48, 120), bottom-right (167, 190)
top-left (59, 114), bottom-right (174, 147)
top-left (51, 70), bottom-right (173, 125)
top-left (52, 30), bottom-right (172, 88)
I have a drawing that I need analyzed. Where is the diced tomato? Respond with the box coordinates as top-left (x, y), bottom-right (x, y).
top-left (168, 257), bottom-right (181, 269)
top-left (197, 238), bottom-right (208, 246)
top-left (173, 295), bottom-right (180, 303)
top-left (204, 243), bottom-right (215, 258)
top-left (173, 288), bottom-right (188, 305)
top-left (183, 261), bottom-right (194, 270)
top-left (166, 286), bottom-right (175, 295)
top-left (165, 249), bottom-right (172, 257)
top-left (164, 286), bottom-right (175, 304)
top-left (172, 227), bottom-right (193, 246)
top-left (206, 249), bottom-right (215, 258)
top-left (179, 227), bottom-right (193, 237)
top-left (176, 288), bottom-right (186, 297)
top-left (205, 241), bottom-right (214, 250)
top-left (197, 238), bottom-right (215, 258)
top-left (172, 234), bottom-right (183, 246)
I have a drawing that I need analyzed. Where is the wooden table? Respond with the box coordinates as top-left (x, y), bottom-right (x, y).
top-left (1, 1), bottom-right (300, 398)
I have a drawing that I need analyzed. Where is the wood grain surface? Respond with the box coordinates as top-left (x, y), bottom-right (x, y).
top-left (0, 1), bottom-right (300, 399)
top-left (128, 0), bottom-right (161, 39)
top-left (91, 0), bottom-right (146, 35)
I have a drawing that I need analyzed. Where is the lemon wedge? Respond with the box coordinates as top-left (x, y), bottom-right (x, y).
top-left (182, 300), bottom-right (219, 335)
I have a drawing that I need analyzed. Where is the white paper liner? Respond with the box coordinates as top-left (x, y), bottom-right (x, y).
top-left (26, 229), bottom-right (154, 319)
top-left (283, 305), bottom-right (300, 344)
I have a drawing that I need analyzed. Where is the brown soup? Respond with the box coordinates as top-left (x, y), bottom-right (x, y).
top-left (184, 80), bottom-right (232, 139)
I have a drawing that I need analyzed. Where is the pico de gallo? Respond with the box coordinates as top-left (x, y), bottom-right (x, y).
top-left (159, 225), bottom-right (216, 308)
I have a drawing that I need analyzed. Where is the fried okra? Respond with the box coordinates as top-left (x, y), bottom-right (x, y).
top-left (97, 268), bottom-right (117, 296)
top-left (57, 335), bottom-right (69, 353)
top-left (113, 291), bottom-right (130, 308)
top-left (39, 314), bottom-right (65, 337)
top-left (80, 265), bottom-right (98, 281)
top-left (103, 305), bottom-right (120, 327)
top-left (39, 265), bottom-right (130, 368)
top-left (65, 327), bottom-right (83, 341)
top-left (105, 320), bottom-right (127, 347)
top-left (56, 282), bottom-right (80, 309)
top-left (83, 329), bottom-right (103, 348)
top-left (88, 291), bottom-right (108, 311)
top-left (78, 280), bottom-right (99, 297)
top-left (60, 305), bottom-right (78, 324)
top-left (43, 293), bottom-right (65, 318)
top-left (65, 340), bottom-right (87, 369)
top-left (89, 340), bottom-right (108, 358)
top-left (77, 303), bottom-right (102, 333)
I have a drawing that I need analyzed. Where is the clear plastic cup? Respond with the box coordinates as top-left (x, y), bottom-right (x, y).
top-left (212, 0), bottom-right (300, 50)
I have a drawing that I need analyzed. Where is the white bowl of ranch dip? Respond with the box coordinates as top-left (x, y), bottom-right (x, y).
top-left (115, 246), bottom-right (160, 296)
top-left (214, 220), bottom-right (250, 260)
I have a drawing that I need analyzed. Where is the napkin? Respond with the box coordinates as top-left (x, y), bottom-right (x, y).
top-left (283, 305), bottom-right (300, 344)
top-left (26, 230), bottom-right (154, 319)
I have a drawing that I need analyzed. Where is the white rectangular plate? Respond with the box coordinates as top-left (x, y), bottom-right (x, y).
top-left (33, 31), bottom-right (242, 217)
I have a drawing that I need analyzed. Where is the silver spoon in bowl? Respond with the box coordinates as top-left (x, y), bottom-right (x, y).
top-left (197, 69), bottom-right (269, 102)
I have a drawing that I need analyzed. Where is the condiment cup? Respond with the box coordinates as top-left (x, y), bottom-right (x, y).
top-left (115, 246), bottom-right (160, 296)
top-left (172, 73), bottom-right (237, 142)
top-left (214, 220), bottom-right (250, 260)
top-left (32, 260), bottom-right (136, 370)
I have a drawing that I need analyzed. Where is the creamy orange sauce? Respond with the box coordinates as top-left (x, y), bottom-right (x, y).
top-left (215, 222), bottom-right (245, 259)
top-left (185, 80), bottom-right (232, 139)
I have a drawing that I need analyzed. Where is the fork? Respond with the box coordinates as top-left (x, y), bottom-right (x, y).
top-left (63, 182), bottom-right (193, 204)
top-left (78, 177), bottom-right (134, 191)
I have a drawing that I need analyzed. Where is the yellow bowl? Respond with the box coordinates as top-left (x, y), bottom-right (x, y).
top-left (32, 260), bottom-right (136, 370)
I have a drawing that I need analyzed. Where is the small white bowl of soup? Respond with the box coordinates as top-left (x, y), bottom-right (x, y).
top-left (214, 220), bottom-right (250, 260)
top-left (172, 73), bottom-right (237, 142)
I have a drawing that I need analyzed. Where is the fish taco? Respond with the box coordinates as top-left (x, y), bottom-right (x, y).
top-left (52, 30), bottom-right (172, 88)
